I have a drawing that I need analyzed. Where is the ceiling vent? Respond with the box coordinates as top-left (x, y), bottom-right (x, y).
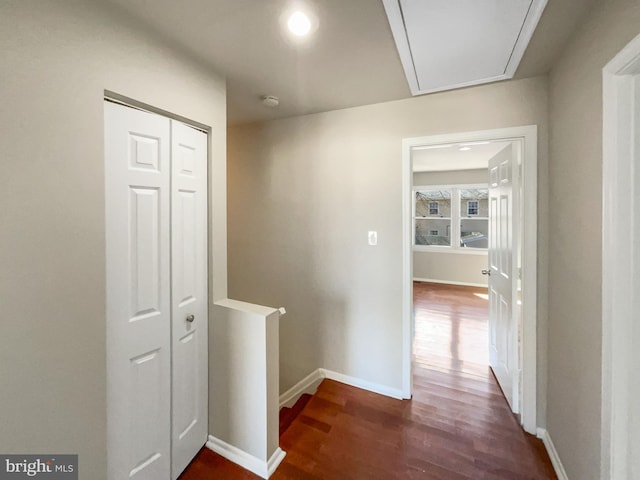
top-left (383, 0), bottom-right (548, 95)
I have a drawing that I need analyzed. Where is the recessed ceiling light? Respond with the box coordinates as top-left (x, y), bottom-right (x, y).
top-left (459, 147), bottom-right (472, 151)
top-left (288, 11), bottom-right (311, 36)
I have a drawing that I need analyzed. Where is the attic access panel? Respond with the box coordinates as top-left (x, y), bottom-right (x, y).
top-left (383, 0), bottom-right (548, 95)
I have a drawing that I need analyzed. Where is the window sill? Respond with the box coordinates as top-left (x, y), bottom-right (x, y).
top-left (413, 246), bottom-right (488, 255)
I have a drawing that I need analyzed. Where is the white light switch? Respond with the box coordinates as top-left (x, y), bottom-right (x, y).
top-left (368, 231), bottom-right (378, 246)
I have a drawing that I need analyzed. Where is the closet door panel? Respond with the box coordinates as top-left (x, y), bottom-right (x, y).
top-left (170, 121), bottom-right (208, 479)
top-left (105, 101), bottom-right (172, 480)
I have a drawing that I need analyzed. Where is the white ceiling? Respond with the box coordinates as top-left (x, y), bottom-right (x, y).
top-left (412, 142), bottom-right (511, 172)
top-left (103, 0), bottom-right (597, 125)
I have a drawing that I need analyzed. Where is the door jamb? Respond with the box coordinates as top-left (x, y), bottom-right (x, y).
top-left (401, 125), bottom-right (538, 434)
top-left (601, 32), bottom-right (640, 480)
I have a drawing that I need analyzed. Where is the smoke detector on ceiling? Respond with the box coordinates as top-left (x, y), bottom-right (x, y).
top-left (262, 95), bottom-right (280, 107)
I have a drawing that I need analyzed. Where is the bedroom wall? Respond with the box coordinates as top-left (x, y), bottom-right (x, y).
top-left (413, 168), bottom-right (487, 185)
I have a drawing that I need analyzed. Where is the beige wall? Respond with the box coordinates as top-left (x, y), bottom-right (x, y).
top-left (547, 1), bottom-right (640, 478)
top-left (414, 252), bottom-right (488, 286)
top-left (0, 1), bottom-right (227, 478)
top-left (228, 76), bottom-right (549, 413)
top-left (413, 169), bottom-right (488, 286)
top-left (413, 168), bottom-right (488, 186)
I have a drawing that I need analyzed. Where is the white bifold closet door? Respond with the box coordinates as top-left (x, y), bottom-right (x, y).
top-left (169, 120), bottom-right (208, 479)
top-left (105, 101), bottom-right (208, 480)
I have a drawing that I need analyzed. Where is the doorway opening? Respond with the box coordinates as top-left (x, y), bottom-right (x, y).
top-left (411, 147), bottom-right (498, 378)
top-left (401, 126), bottom-right (538, 435)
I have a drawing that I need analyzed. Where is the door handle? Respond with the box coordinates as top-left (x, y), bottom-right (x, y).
top-left (186, 314), bottom-right (195, 323)
top-left (481, 269), bottom-right (491, 276)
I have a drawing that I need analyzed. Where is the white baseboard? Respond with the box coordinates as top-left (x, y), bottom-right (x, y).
top-left (266, 448), bottom-right (286, 478)
top-left (206, 435), bottom-right (286, 479)
top-left (279, 368), bottom-right (405, 409)
top-left (279, 369), bottom-right (323, 408)
top-left (537, 428), bottom-right (568, 480)
top-left (319, 368), bottom-right (405, 400)
top-left (413, 277), bottom-right (487, 288)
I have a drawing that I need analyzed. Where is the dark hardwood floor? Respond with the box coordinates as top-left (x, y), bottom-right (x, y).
top-left (179, 282), bottom-right (556, 479)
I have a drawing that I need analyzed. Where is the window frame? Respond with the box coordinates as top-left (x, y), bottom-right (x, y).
top-left (413, 183), bottom-right (488, 255)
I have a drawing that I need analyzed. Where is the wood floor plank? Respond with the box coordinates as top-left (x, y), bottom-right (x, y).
top-left (179, 282), bottom-right (556, 480)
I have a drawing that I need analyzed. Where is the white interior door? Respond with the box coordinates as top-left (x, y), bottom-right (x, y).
top-left (487, 144), bottom-right (520, 412)
top-left (105, 102), bottom-right (172, 479)
top-left (170, 121), bottom-right (208, 479)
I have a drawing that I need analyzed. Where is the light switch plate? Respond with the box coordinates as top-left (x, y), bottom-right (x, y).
top-left (368, 231), bottom-right (378, 246)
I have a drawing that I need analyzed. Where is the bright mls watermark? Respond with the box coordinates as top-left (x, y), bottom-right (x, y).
top-left (0, 455), bottom-right (77, 479)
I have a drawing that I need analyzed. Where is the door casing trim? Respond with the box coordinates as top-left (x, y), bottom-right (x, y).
top-left (601, 32), bottom-right (640, 480)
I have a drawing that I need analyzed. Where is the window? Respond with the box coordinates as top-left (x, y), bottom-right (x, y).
top-left (414, 184), bottom-right (489, 251)
top-left (414, 189), bottom-right (452, 246)
top-left (460, 188), bottom-right (489, 249)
